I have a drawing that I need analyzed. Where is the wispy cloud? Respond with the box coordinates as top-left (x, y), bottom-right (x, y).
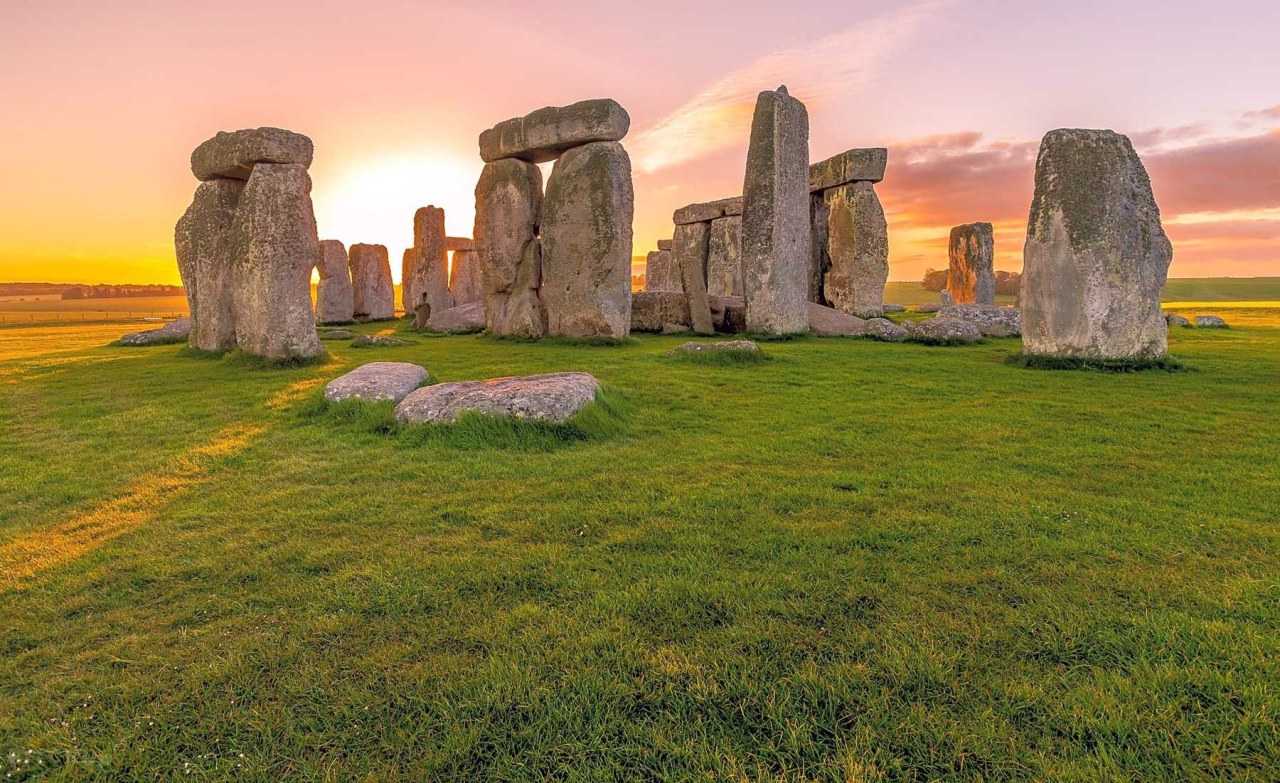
top-left (629, 2), bottom-right (948, 174)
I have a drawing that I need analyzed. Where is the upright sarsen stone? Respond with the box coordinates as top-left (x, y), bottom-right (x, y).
top-left (645, 249), bottom-right (678, 292)
top-left (475, 158), bottom-right (545, 337)
top-left (706, 216), bottom-right (743, 298)
top-left (175, 178), bottom-right (243, 352)
top-left (540, 141), bottom-right (633, 338)
top-left (407, 206), bottom-right (453, 316)
top-left (449, 248), bottom-right (484, 305)
top-left (315, 239), bottom-right (354, 324)
top-left (349, 243), bottom-right (395, 320)
top-left (673, 221), bottom-right (714, 335)
top-left (947, 222), bottom-right (995, 305)
top-left (741, 86), bottom-right (811, 334)
top-left (823, 182), bottom-right (888, 318)
top-left (1021, 129), bottom-right (1173, 359)
top-left (229, 163), bottom-right (322, 361)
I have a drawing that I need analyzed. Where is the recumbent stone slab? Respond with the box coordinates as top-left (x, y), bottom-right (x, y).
top-left (479, 99), bottom-right (630, 164)
top-left (325, 362), bottom-right (428, 403)
top-left (395, 372), bottom-right (599, 424)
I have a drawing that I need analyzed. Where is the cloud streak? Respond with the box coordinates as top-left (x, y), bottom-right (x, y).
top-left (629, 2), bottom-right (947, 174)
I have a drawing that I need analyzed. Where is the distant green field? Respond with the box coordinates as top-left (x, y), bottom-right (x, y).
top-left (886, 277), bottom-right (1280, 307)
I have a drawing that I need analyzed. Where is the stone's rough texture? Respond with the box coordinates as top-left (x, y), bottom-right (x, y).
top-left (809, 147), bottom-right (888, 191)
top-left (808, 193), bottom-right (829, 304)
top-left (1195, 315), bottom-right (1228, 328)
top-left (673, 221), bottom-right (714, 335)
top-left (1022, 129), bottom-right (1173, 359)
top-left (710, 295), bottom-right (748, 334)
top-left (475, 158), bottom-right (545, 337)
top-left (318, 328), bottom-right (354, 340)
top-left (938, 304), bottom-right (1021, 337)
top-left (424, 301), bottom-right (486, 334)
top-left (742, 86), bottom-right (811, 335)
top-left (540, 141), bottom-right (634, 338)
top-left (351, 334), bottom-right (414, 348)
top-left (805, 302), bottom-right (907, 341)
top-left (907, 316), bottom-right (983, 345)
top-left (191, 128), bottom-right (313, 181)
top-left (449, 249), bottom-right (484, 305)
top-left (349, 244), bottom-right (395, 320)
top-left (445, 236), bottom-right (473, 252)
top-left (883, 304), bottom-right (905, 313)
top-left (939, 290), bottom-right (954, 307)
top-left (865, 317), bottom-right (909, 342)
top-left (228, 164), bottom-right (323, 361)
top-left (1165, 313), bottom-right (1190, 327)
top-left (176, 178), bottom-right (243, 351)
top-left (479, 99), bottom-right (630, 164)
top-left (644, 250), bottom-right (680, 293)
top-left (915, 303), bottom-right (941, 313)
top-left (947, 223), bottom-right (995, 305)
top-left (656, 239), bottom-right (672, 251)
top-left (673, 196), bottom-right (743, 225)
top-left (405, 206), bottom-right (453, 316)
top-left (395, 372), bottom-right (599, 424)
top-left (706, 216), bottom-right (743, 298)
top-left (630, 291), bottom-right (692, 333)
top-left (315, 240), bottom-right (354, 324)
top-left (823, 182), bottom-right (888, 318)
top-left (673, 339), bottom-right (760, 354)
top-left (324, 362), bottom-right (427, 403)
top-left (119, 318), bottom-right (192, 346)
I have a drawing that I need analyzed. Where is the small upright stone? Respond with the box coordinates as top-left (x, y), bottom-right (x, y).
top-left (479, 99), bottom-right (630, 163)
top-left (175, 178), bottom-right (243, 352)
top-left (644, 249), bottom-right (679, 293)
top-left (947, 223), bottom-right (995, 305)
top-left (315, 239), bottom-right (354, 324)
top-left (475, 158), bottom-right (545, 337)
top-left (190, 127), bottom-right (313, 181)
top-left (822, 182), bottom-right (888, 318)
top-left (1022, 129), bottom-right (1173, 360)
top-left (406, 206), bottom-right (453, 316)
top-left (449, 248), bottom-right (484, 306)
top-left (741, 86), bottom-right (811, 335)
top-left (349, 243), bottom-right (395, 321)
top-left (673, 222), bottom-right (714, 335)
top-left (706, 216), bottom-right (743, 298)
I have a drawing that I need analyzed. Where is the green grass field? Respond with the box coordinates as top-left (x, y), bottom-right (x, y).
top-left (1, 315), bottom-right (1277, 781)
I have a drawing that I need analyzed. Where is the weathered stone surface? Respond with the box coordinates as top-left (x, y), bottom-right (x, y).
top-left (865, 317), bottom-right (909, 342)
top-left (706, 216), bottom-right (743, 298)
top-left (395, 372), bottom-right (599, 424)
top-left (742, 86), bottom-right (811, 335)
top-left (175, 178), bottom-right (243, 351)
top-left (630, 291), bottom-right (692, 333)
top-left (656, 239), bottom-right (673, 251)
top-left (318, 328), bottom-right (354, 340)
top-left (823, 182), bottom-right (888, 318)
top-left (475, 158), bottom-right (545, 338)
top-left (673, 196), bottom-right (743, 225)
top-left (710, 295), bottom-right (747, 334)
top-left (673, 221), bottom-right (714, 335)
top-left (315, 239), bottom-right (354, 324)
top-left (349, 244), bottom-right (395, 320)
top-left (809, 192), bottom-right (829, 303)
top-left (907, 316), bottom-right (982, 345)
top-left (446, 236), bottom-right (473, 252)
top-left (883, 303), bottom-right (905, 313)
top-left (1195, 315), bottom-right (1228, 328)
top-left (938, 304), bottom-right (1021, 337)
top-left (805, 302), bottom-right (906, 341)
top-left (424, 301), bottom-right (486, 334)
top-left (351, 334), bottom-right (414, 348)
top-left (915, 303), bottom-right (941, 313)
top-left (673, 339), bottom-right (760, 355)
top-left (191, 127), bottom-right (313, 181)
top-left (1165, 313), bottom-right (1190, 327)
top-left (479, 99), bottom-right (630, 163)
top-left (229, 163), bottom-right (322, 361)
top-left (540, 141), bottom-right (633, 338)
top-left (449, 249), bottom-right (484, 305)
top-left (947, 222), bottom-right (995, 305)
top-left (405, 206), bottom-right (453, 316)
top-left (644, 250), bottom-right (679, 293)
top-left (324, 361), bottom-right (427, 403)
top-left (1022, 129), bottom-right (1173, 359)
top-left (809, 148), bottom-right (887, 191)
top-left (119, 318), bottom-right (192, 347)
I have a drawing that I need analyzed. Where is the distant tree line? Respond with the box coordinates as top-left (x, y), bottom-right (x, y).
top-left (922, 269), bottom-right (1021, 296)
top-left (61, 284), bottom-right (185, 300)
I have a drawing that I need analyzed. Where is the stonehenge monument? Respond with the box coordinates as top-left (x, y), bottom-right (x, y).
top-left (349, 243), bottom-right (395, 320)
top-left (402, 206), bottom-right (453, 317)
top-left (1021, 129), bottom-right (1172, 360)
top-left (810, 148), bottom-right (889, 318)
top-left (947, 223), bottom-right (995, 305)
top-left (175, 127), bottom-right (322, 360)
top-left (741, 86), bottom-right (811, 335)
top-left (315, 239), bottom-right (354, 324)
top-left (448, 237), bottom-right (484, 306)
top-left (643, 247), bottom-right (679, 293)
top-left (475, 99), bottom-right (634, 339)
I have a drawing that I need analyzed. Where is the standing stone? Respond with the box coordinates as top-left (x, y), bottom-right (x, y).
top-left (947, 222), bottom-right (995, 305)
top-left (401, 248), bottom-right (423, 318)
top-left (479, 99), bottom-right (630, 163)
top-left (540, 141), bottom-right (633, 338)
top-left (1021, 129), bottom-right (1173, 359)
top-left (228, 163), bottom-right (322, 361)
top-left (406, 206), bottom-right (453, 316)
top-left (741, 86), bottom-right (811, 335)
top-left (706, 215), bottom-right (743, 298)
top-left (475, 158), bottom-right (545, 337)
top-left (644, 249), bottom-right (679, 292)
top-left (823, 182), bottom-right (888, 318)
top-left (175, 178), bottom-right (243, 352)
top-left (449, 248), bottom-right (484, 305)
top-left (673, 222), bottom-right (714, 335)
top-left (809, 192), bottom-right (829, 304)
top-left (349, 243), bottom-right (395, 320)
top-left (315, 239), bottom-right (354, 324)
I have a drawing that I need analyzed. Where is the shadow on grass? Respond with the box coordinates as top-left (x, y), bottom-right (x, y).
top-left (1006, 352), bottom-right (1190, 373)
top-left (300, 388), bottom-right (629, 451)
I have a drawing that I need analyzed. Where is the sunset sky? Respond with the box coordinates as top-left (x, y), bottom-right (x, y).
top-left (1, 0), bottom-right (1277, 285)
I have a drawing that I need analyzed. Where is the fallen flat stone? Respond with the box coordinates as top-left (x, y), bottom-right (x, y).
top-left (175, 178), bottom-right (243, 351)
top-left (324, 361), bottom-right (428, 403)
top-left (191, 127), bottom-right (313, 181)
top-left (706, 216), bottom-right (743, 298)
top-left (119, 318), bottom-right (192, 347)
top-left (630, 291), bottom-right (691, 333)
top-left (424, 301), bottom-right (486, 334)
top-left (938, 304), bottom-right (1021, 337)
top-left (673, 196), bottom-right (743, 225)
top-left (479, 99), bottom-right (630, 163)
top-left (395, 372), bottom-right (599, 424)
top-left (475, 158), bottom-right (545, 337)
top-left (318, 329), bottom-right (354, 340)
top-left (947, 222), bottom-right (995, 305)
top-left (822, 182), bottom-right (888, 318)
top-left (351, 334), bottom-right (415, 348)
top-left (807, 302), bottom-right (867, 336)
top-left (882, 304), bottom-right (905, 313)
top-left (865, 317), bottom-right (908, 342)
top-left (315, 239), bottom-right (354, 324)
top-left (672, 339), bottom-right (760, 354)
top-left (907, 316), bottom-right (983, 345)
top-left (914, 304), bottom-right (941, 314)
top-left (1165, 313), bottom-right (1191, 327)
top-left (1194, 315), bottom-right (1228, 328)
top-left (809, 147), bottom-right (887, 191)
top-left (349, 243), bottom-right (396, 321)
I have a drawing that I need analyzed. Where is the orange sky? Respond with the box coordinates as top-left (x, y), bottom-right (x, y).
top-left (1, 1), bottom-right (1277, 285)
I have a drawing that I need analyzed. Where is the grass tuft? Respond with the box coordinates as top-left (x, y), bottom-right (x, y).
top-left (1007, 352), bottom-right (1189, 372)
top-left (669, 347), bottom-right (768, 366)
top-left (222, 348), bottom-right (331, 370)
